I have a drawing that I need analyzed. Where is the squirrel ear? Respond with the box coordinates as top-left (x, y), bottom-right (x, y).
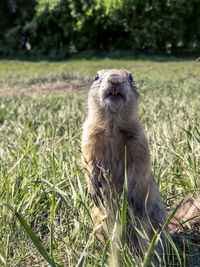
top-left (128, 73), bottom-right (133, 82)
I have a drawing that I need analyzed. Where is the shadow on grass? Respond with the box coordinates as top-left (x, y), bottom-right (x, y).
top-left (172, 226), bottom-right (200, 266)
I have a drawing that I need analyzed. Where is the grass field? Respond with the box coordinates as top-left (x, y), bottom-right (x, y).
top-left (0, 56), bottom-right (200, 266)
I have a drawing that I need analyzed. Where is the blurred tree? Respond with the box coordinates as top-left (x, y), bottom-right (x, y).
top-left (0, 0), bottom-right (36, 54)
top-left (1, 0), bottom-right (200, 56)
top-left (23, 0), bottom-right (72, 56)
top-left (0, 0), bottom-right (36, 34)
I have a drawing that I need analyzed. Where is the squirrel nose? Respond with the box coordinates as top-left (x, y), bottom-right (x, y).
top-left (108, 74), bottom-right (123, 85)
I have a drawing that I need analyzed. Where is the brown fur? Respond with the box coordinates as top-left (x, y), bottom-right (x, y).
top-left (169, 196), bottom-right (200, 235)
top-left (82, 69), bottom-right (168, 262)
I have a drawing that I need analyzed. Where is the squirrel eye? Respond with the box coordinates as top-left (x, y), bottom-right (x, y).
top-left (95, 73), bottom-right (99, 81)
top-left (128, 73), bottom-right (133, 82)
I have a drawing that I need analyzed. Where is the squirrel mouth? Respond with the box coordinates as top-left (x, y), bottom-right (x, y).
top-left (105, 89), bottom-right (125, 102)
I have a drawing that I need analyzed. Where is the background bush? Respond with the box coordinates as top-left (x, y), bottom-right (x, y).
top-left (1, 0), bottom-right (200, 57)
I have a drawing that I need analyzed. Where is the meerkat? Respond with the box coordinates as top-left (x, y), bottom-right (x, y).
top-left (81, 69), bottom-right (169, 263)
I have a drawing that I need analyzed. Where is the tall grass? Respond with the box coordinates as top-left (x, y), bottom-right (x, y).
top-left (0, 58), bottom-right (199, 266)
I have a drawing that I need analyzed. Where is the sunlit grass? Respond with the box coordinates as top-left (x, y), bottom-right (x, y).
top-left (0, 57), bottom-right (199, 266)
top-left (0, 57), bottom-right (199, 89)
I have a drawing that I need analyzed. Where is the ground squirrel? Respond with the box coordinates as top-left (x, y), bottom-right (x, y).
top-left (81, 69), bottom-right (168, 262)
top-left (81, 69), bottom-right (200, 264)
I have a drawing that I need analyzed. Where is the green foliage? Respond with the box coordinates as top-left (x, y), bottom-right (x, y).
top-left (1, 0), bottom-right (200, 56)
top-left (36, 0), bottom-right (61, 14)
top-left (24, 1), bottom-right (72, 56)
top-left (0, 0), bottom-right (36, 55)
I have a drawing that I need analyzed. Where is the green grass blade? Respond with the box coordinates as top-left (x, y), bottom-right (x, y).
top-left (142, 229), bottom-right (159, 267)
top-left (101, 238), bottom-right (110, 267)
top-left (50, 191), bottom-right (55, 261)
top-left (2, 204), bottom-right (58, 267)
top-left (121, 146), bottom-right (128, 249)
top-left (164, 231), bottom-right (182, 266)
top-left (162, 199), bottom-right (184, 231)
